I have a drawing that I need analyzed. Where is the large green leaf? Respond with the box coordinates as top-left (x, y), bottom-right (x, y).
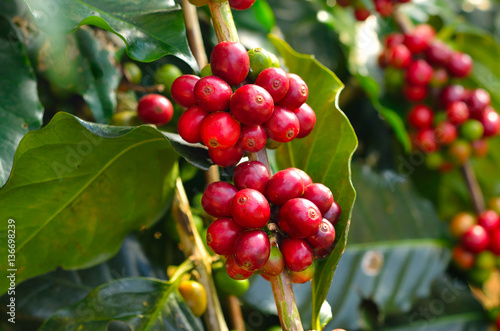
top-left (0, 16), bottom-right (43, 187)
top-left (0, 112), bottom-right (210, 293)
top-left (269, 35), bottom-right (358, 330)
top-left (40, 276), bottom-right (203, 330)
top-left (325, 165), bottom-right (451, 330)
top-left (23, 0), bottom-right (196, 68)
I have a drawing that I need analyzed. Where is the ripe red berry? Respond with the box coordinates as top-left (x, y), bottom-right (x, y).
top-left (292, 168), bottom-right (313, 187)
top-left (278, 198), bottom-right (322, 238)
top-left (374, 0), bottom-right (393, 17)
top-left (480, 107), bottom-right (500, 137)
top-left (461, 225), bottom-right (490, 253)
top-left (194, 76), bottom-right (232, 112)
top-left (294, 103), bottom-right (316, 138)
top-left (230, 84), bottom-right (274, 125)
top-left (404, 84), bottom-right (428, 102)
top-left (490, 229), bottom-right (500, 255)
top-left (171, 75), bottom-right (200, 108)
top-left (323, 201), bottom-right (342, 226)
top-left (238, 125), bottom-right (267, 153)
top-left (451, 245), bottom-right (475, 270)
top-left (471, 139), bottom-right (489, 157)
top-left (354, 8), bottom-right (370, 21)
top-left (384, 33), bottom-right (404, 48)
top-left (137, 94), bottom-right (174, 126)
top-left (206, 218), bottom-right (244, 255)
top-left (467, 88), bottom-right (490, 118)
top-left (233, 230), bottom-right (271, 271)
top-left (260, 245), bottom-right (285, 276)
top-left (233, 161), bottom-right (270, 194)
top-left (231, 189), bottom-right (271, 229)
top-left (289, 262), bottom-right (315, 284)
top-left (208, 145), bottom-right (244, 167)
top-left (387, 44), bottom-right (411, 68)
top-left (210, 41), bottom-right (250, 86)
top-left (200, 112), bottom-right (241, 150)
top-left (278, 74), bottom-right (308, 110)
top-left (446, 101), bottom-right (469, 125)
top-left (225, 255), bottom-right (254, 280)
top-left (228, 0), bottom-right (256, 10)
top-left (202, 181), bottom-right (238, 218)
top-left (425, 41), bottom-right (452, 67)
top-left (255, 67), bottom-right (290, 102)
top-left (403, 24), bottom-right (435, 54)
top-left (405, 60), bottom-right (433, 86)
top-left (306, 219), bottom-right (336, 250)
top-left (280, 237), bottom-right (314, 272)
top-left (430, 67), bottom-right (449, 87)
top-left (407, 104), bottom-right (434, 129)
top-left (178, 106), bottom-right (208, 143)
top-left (264, 106), bottom-right (300, 143)
top-left (434, 121), bottom-right (458, 145)
top-left (302, 183), bottom-right (334, 214)
top-left (414, 129), bottom-right (438, 153)
top-left (477, 210), bottom-right (500, 231)
top-left (265, 168), bottom-right (305, 205)
top-left (447, 52), bottom-right (473, 78)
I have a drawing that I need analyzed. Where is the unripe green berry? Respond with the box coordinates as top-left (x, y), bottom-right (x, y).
top-left (425, 152), bottom-right (445, 170)
top-left (154, 64), bottom-right (183, 95)
top-left (123, 62), bottom-right (142, 85)
top-left (475, 251), bottom-right (496, 270)
top-left (247, 48), bottom-right (280, 81)
top-left (111, 111), bottom-right (142, 126)
top-left (460, 119), bottom-right (484, 141)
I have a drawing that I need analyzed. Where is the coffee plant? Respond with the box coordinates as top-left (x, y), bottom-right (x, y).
top-left (0, 0), bottom-right (499, 330)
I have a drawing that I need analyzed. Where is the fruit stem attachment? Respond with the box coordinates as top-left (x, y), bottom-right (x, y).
top-left (172, 177), bottom-right (229, 331)
top-left (461, 161), bottom-right (485, 214)
top-left (208, 0), bottom-right (239, 42)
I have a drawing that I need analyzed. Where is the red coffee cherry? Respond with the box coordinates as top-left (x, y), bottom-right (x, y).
top-left (292, 168), bottom-right (313, 187)
top-left (278, 74), bottom-right (308, 110)
top-left (302, 183), bottom-right (334, 214)
top-left (137, 94), bottom-right (174, 126)
top-left (233, 161), bottom-right (270, 194)
top-left (461, 225), bottom-right (490, 253)
top-left (451, 245), bottom-right (475, 270)
top-left (490, 229), bottom-right (500, 255)
top-left (233, 230), bottom-right (271, 271)
top-left (447, 52), bottom-right (473, 78)
top-left (210, 41), bottom-right (250, 86)
top-left (194, 76), bottom-right (232, 112)
top-left (293, 103), bottom-right (316, 138)
top-left (206, 218), bottom-right (244, 255)
top-left (255, 67), bottom-right (290, 103)
top-left (306, 219), bottom-right (336, 250)
top-left (374, 0), bottom-right (393, 17)
top-left (177, 106), bottom-right (208, 143)
top-left (384, 33), bottom-right (404, 48)
top-left (208, 145), bottom-right (244, 167)
top-left (226, 255), bottom-right (254, 280)
top-left (323, 201), bottom-right (342, 226)
top-left (477, 210), bottom-right (500, 231)
top-left (228, 0), bottom-right (256, 10)
top-left (480, 107), bottom-right (500, 137)
top-left (387, 44), bottom-right (411, 68)
top-left (260, 245), bottom-right (285, 276)
top-left (405, 60), bottom-right (433, 86)
top-left (414, 129), bottom-right (438, 153)
top-left (230, 84), bottom-right (274, 125)
top-left (446, 101), bottom-right (470, 125)
top-left (171, 74), bottom-right (200, 108)
top-left (403, 24), bottom-right (435, 54)
top-left (202, 181), bottom-right (238, 217)
top-left (467, 88), bottom-right (491, 118)
top-left (289, 262), bottom-right (315, 284)
top-left (278, 198), bottom-right (322, 238)
top-left (264, 106), bottom-right (300, 143)
top-left (238, 125), bottom-right (267, 153)
top-left (434, 121), bottom-right (458, 145)
top-left (200, 112), bottom-right (241, 150)
top-left (231, 189), bottom-right (271, 229)
top-left (280, 237), bottom-right (314, 272)
top-left (265, 168), bottom-right (305, 205)
top-left (354, 8), bottom-right (370, 21)
top-left (430, 67), bottom-right (449, 87)
top-left (425, 41), bottom-right (452, 67)
top-left (440, 85), bottom-right (467, 108)
top-left (471, 139), bottom-right (489, 157)
top-left (404, 84), bottom-right (428, 102)
top-left (407, 104), bottom-right (434, 129)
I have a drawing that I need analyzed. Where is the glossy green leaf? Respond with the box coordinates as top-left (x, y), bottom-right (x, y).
top-left (23, 0), bottom-right (196, 68)
top-left (39, 277), bottom-right (203, 330)
top-left (232, 0), bottom-right (276, 33)
top-left (325, 165), bottom-right (451, 330)
top-left (269, 34), bottom-right (357, 331)
top-left (0, 112), bottom-right (210, 293)
top-left (0, 16), bottom-right (43, 187)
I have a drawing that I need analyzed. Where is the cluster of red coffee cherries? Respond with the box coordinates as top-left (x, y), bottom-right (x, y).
top-left (337, 0), bottom-right (410, 21)
top-left (450, 207), bottom-right (500, 286)
top-left (379, 24), bottom-right (500, 169)
top-left (202, 161), bottom-right (341, 283)
top-left (171, 41), bottom-right (316, 167)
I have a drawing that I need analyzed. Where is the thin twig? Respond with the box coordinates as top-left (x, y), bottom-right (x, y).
top-left (181, 0), bottom-right (209, 69)
top-left (461, 161), bottom-right (485, 214)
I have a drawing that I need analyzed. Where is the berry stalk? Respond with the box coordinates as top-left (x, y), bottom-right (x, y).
top-left (461, 161), bottom-right (486, 214)
top-left (206, 1), bottom-right (304, 330)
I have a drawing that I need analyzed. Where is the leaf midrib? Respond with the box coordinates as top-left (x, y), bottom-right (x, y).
top-left (346, 239), bottom-right (449, 251)
top-left (14, 137), bottom-right (165, 254)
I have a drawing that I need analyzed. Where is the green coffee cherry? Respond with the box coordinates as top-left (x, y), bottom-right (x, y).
top-left (460, 119), bottom-right (484, 141)
top-left (200, 63), bottom-right (213, 77)
top-left (475, 251), bottom-right (496, 270)
top-left (154, 64), bottom-right (183, 95)
top-left (384, 67), bottom-right (404, 91)
top-left (214, 268), bottom-right (250, 296)
top-left (111, 111), bottom-right (142, 126)
top-left (425, 152), bottom-right (444, 170)
top-left (247, 48), bottom-right (280, 81)
top-left (123, 62), bottom-right (142, 85)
